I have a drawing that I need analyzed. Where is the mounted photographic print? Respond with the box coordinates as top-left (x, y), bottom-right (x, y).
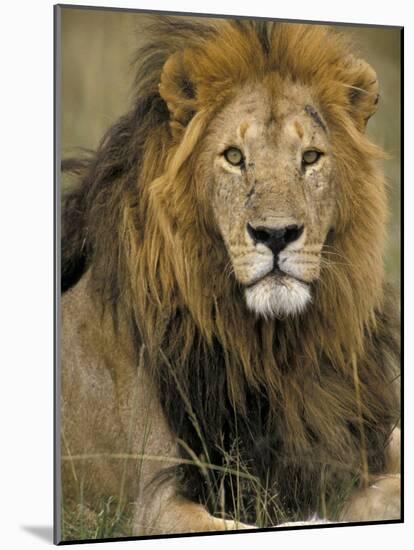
top-left (54, 4), bottom-right (402, 544)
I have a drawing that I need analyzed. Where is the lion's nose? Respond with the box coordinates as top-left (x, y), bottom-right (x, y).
top-left (247, 223), bottom-right (304, 256)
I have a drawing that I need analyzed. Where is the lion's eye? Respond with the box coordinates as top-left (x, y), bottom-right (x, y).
top-left (302, 150), bottom-right (323, 166)
top-left (224, 147), bottom-right (244, 167)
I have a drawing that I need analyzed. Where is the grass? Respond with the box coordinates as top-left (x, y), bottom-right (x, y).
top-left (60, 447), bottom-right (362, 541)
top-left (59, 344), bottom-right (381, 542)
top-left (61, 497), bottom-right (134, 541)
top-left (59, 336), bottom-right (400, 541)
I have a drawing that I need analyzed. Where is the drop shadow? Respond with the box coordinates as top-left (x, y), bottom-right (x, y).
top-left (21, 525), bottom-right (53, 543)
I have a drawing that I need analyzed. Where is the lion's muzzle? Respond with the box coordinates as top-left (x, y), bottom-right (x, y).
top-left (246, 222), bottom-right (304, 257)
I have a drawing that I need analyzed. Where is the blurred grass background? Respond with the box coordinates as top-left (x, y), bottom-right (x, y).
top-left (60, 7), bottom-right (401, 291)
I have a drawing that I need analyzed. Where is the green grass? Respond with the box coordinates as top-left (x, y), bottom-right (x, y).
top-left (60, 345), bottom-right (366, 541)
top-left (61, 497), bottom-right (134, 541)
top-left (60, 448), bottom-right (361, 541)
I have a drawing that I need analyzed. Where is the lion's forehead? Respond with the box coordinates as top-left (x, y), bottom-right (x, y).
top-left (216, 81), bottom-right (328, 152)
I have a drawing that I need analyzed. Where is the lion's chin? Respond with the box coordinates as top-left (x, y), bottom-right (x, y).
top-left (244, 275), bottom-right (311, 318)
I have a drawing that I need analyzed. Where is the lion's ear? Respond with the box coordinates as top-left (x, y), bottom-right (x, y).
top-left (159, 51), bottom-right (198, 136)
top-left (344, 55), bottom-right (380, 132)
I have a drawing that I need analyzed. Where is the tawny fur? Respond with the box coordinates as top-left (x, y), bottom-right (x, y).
top-left (60, 18), bottom-right (400, 539)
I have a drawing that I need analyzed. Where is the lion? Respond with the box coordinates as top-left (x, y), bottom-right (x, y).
top-left (59, 18), bottom-right (401, 540)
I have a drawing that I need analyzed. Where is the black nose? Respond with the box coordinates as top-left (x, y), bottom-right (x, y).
top-left (247, 223), bottom-right (304, 256)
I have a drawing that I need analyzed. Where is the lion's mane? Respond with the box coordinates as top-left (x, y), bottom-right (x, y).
top-left (62, 18), bottom-right (399, 522)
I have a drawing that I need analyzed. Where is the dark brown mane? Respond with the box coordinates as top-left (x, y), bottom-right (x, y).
top-left (61, 17), bottom-right (400, 524)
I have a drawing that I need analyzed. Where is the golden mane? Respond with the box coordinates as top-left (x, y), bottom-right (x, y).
top-left (62, 17), bottom-right (399, 518)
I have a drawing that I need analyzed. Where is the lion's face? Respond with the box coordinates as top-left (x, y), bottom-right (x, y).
top-left (201, 78), bottom-right (336, 318)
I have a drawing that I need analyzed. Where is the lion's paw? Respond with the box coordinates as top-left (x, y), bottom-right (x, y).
top-left (340, 475), bottom-right (401, 522)
top-left (215, 518), bottom-right (256, 531)
top-left (276, 514), bottom-right (334, 527)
